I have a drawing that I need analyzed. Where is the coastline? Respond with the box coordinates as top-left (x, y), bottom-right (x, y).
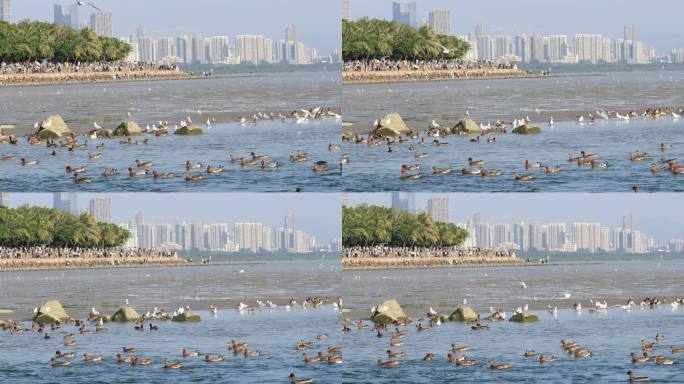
top-left (343, 68), bottom-right (544, 84)
top-left (0, 256), bottom-right (192, 272)
top-left (0, 69), bottom-right (192, 87)
top-left (342, 256), bottom-right (527, 270)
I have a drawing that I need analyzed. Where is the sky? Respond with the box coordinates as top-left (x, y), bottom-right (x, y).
top-left (6, 193), bottom-right (341, 243)
top-left (347, 193), bottom-right (684, 243)
top-left (349, 0), bottom-right (684, 53)
top-left (11, 0), bottom-right (341, 54)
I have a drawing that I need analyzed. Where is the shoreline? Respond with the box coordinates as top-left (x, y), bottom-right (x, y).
top-left (0, 256), bottom-right (192, 272)
top-left (343, 68), bottom-right (554, 84)
top-left (0, 70), bottom-right (193, 88)
top-left (342, 256), bottom-right (527, 270)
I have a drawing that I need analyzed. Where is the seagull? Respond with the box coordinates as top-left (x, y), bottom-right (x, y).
top-left (124, 298), bottom-right (129, 306)
top-left (371, 305), bottom-right (377, 315)
top-left (239, 116), bottom-right (246, 124)
top-left (93, 122), bottom-right (102, 130)
top-left (236, 302), bottom-right (248, 311)
top-left (462, 299), bottom-right (468, 305)
top-left (33, 307), bottom-right (38, 314)
top-left (549, 116), bottom-right (554, 126)
top-left (187, 116), bottom-right (193, 124)
top-left (372, 119), bottom-right (379, 128)
top-left (520, 281), bottom-right (527, 289)
top-left (34, 122), bottom-right (39, 129)
top-left (90, 307), bottom-right (100, 316)
top-left (127, 112), bottom-right (132, 119)
top-left (429, 120), bottom-right (441, 129)
top-left (428, 307), bottom-right (438, 316)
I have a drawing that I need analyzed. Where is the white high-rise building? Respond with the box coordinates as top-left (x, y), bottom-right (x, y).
top-left (207, 36), bottom-right (230, 64)
top-left (235, 222), bottom-right (265, 252)
top-left (89, 11), bottom-right (112, 37)
top-left (428, 9), bottom-right (451, 36)
top-left (426, 196), bottom-right (449, 223)
top-left (236, 35), bottom-right (265, 64)
top-left (0, 0), bottom-right (10, 23)
top-left (544, 35), bottom-right (568, 62)
top-left (572, 222), bottom-right (601, 252)
top-left (88, 197), bottom-right (111, 223)
top-left (574, 34), bottom-right (607, 64)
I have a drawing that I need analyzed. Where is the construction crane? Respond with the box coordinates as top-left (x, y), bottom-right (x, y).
top-left (76, 1), bottom-right (103, 12)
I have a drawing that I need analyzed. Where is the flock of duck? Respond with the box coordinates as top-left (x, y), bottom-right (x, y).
top-left (343, 297), bottom-right (684, 382)
top-left (0, 297), bottom-right (343, 383)
top-left (1, 107), bottom-right (342, 186)
top-left (342, 107), bottom-right (683, 188)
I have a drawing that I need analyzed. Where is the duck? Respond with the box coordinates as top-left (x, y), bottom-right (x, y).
top-left (128, 167), bottom-right (147, 177)
top-left (481, 169), bottom-right (503, 177)
top-left (414, 152), bottom-right (429, 160)
top-left (184, 172), bottom-right (204, 182)
top-left (538, 354), bottom-right (555, 363)
top-left (512, 172), bottom-right (535, 181)
top-left (630, 151), bottom-right (649, 161)
top-left (303, 352), bottom-right (321, 363)
top-left (389, 341), bottom-right (404, 347)
top-left (661, 143), bottom-right (672, 151)
top-left (83, 353), bottom-right (104, 362)
top-left (387, 350), bottom-right (406, 358)
top-left (123, 346), bottom-right (137, 353)
top-left (55, 350), bottom-right (75, 358)
top-left (544, 166), bottom-right (561, 174)
top-left (402, 164), bottom-right (420, 171)
top-left (250, 152), bottom-right (269, 161)
top-left (20, 158), bottom-right (39, 166)
top-left (651, 163), bottom-right (665, 173)
top-left (163, 359), bottom-right (183, 369)
top-left (631, 352), bottom-right (650, 363)
top-left (135, 159), bottom-right (153, 168)
top-left (152, 170), bottom-right (174, 179)
top-left (74, 173), bottom-right (92, 184)
top-left (289, 373), bottom-right (314, 384)
top-left (119, 138), bottom-right (132, 145)
top-left (206, 165), bottom-right (223, 174)
top-left (131, 357), bottom-right (152, 366)
top-left (432, 166), bottom-right (453, 175)
top-left (574, 348), bottom-right (592, 357)
top-left (523, 349), bottom-right (536, 357)
top-left (451, 343), bottom-right (468, 353)
top-left (182, 348), bottom-right (200, 357)
top-left (328, 346), bottom-right (343, 354)
top-left (243, 349), bottom-right (262, 358)
top-left (66, 166), bottom-right (86, 174)
top-left (627, 371), bottom-right (649, 382)
top-left (654, 356), bottom-right (675, 365)
top-left (400, 170), bottom-right (422, 180)
top-left (468, 157), bottom-right (484, 166)
top-left (204, 353), bottom-right (223, 362)
top-left (101, 168), bottom-right (119, 177)
top-left (377, 359), bottom-right (401, 366)
top-left (461, 168), bottom-right (482, 175)
top-left (1, 154), bottom-right (15, 160)
top-left (487, 359), bottom-right (511, 369)
top-left (260, 160), bottom-right (281, 170)
top-left (524, 160), bottom-right (543, 168)
top-left (289, 152), bottom-right (309, 162)
top-left (88, 153), bottom-right (102, 160)
top-left (50, 357), bottom-right (71, 367)
top-left (423, 353), bottom-right (434, 361)
top-left (671, 346), bottom-right (684, 353)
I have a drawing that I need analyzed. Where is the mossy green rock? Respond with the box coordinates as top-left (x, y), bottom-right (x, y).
top-left (113, 120), bottom-right (142, 136)
top-left (111, 306), bottom-right (141, 322)
top-left (373, 113), bottom-right (411, 137)
top-left (172, 311), bottom-right (201, 322)
top-left (174, 126), bottom-right (203, 135)
top-left (36, 115), bottom-right (72, 139)
top-left (509, 311), bottom-right (539, 322)
top-left (449, 305), bottom-right (478, 322)
top-left (451, 119), bottom-right (480, 134)
top-left (371, 299), bottom-right (410, 324)
top-left (33, 299), bottom-right (70, 325)
top-left (512, 124), bottom-right (541, 134)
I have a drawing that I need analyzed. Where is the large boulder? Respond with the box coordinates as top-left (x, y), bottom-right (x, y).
top-left (174, 125), bottom-right (203, 135)
top-left (172, 310), bottom-right (201, 322)
top-left (512, 124), bottom-right (541, 134)
top-left (449, 305), bottom-right (478, 322)
top-left (113, 120), bottom-right (142, 136)
top-left (36, 115), bottom-right (72, 139)
top-left (373, 113), bottom-right (411, 137)
top-left (111, 306), bottom-right (141, 322)
top-left (451, 119), bottom-right (480, 134)
top-left (509, 311), bottom-right (539, 322)
top-left (33, 299), bottom-right (70, 325)
top-left (371, 299), bottom-right (410, 324)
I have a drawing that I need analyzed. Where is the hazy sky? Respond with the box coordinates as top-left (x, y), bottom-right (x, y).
top-left (349, 0), bottom-right (684, 53)
top-left (348, 193), bottom-right (684, 243)
top-left (12, 0), bottom-right (341, 53)
top-left (7, 193), bottom-right (341, 243)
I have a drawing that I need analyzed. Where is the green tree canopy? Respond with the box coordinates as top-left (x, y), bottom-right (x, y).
top-left (0, 20), bottom-right (131, 63)
top-left (343, 18), bottom-right (470, 61)
top-left (0, 205), bottom-right (130, 248)
top-left (343, 204), bottom-right (469, 247)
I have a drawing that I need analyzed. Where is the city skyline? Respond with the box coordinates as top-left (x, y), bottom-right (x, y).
top-left (348, 0), bottom-right (684, 53)
top-left (4, 193), bottom-right (340, 244)
top-left (347, 193), bottom-right (684, 244)
top-left (10, 0), bottom-right (340, 54)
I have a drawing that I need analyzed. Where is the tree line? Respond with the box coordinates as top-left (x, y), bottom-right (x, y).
top-left (0, 205), bottom-right (130, 248)
top-left (343, 204), bottom-right (469, 247)
top-left (0, 20), bottom-right (132, 63)
top-left (342, 18), bottom-right (470, 61)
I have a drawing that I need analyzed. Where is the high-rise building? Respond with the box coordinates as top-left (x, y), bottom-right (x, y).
top-left (0, 0), bottom-right (10, 23)
top-left (530, 33), bottom-right (544, 62)
top-left (572, 222), bottom-right (601, 252)
top-left (134, 25), bottom-right (144, 40)
top-left (236, 35), bottom-right (266, 64)
top-left (624, 25), bottom-right (636, 44)
top-left (0, 192), bottom-right (8, 207)
top-left (623, 214), bottom-right (634, 232)
top-left (286, 25), bottom-right (296, 42)
top-left (89, 11), bottom-right (112, 37)
top-left (342, 0), bottom-right (350, 20)
top-left (235, 222), bottom-right (265, 252)
top-left (54, 4), bottom-right (79, 30)
top-left (88, 197), bottom-right (111, 223)
top-left (428, 9), bottom-right (450, 36)
top-left (426, 196), bottom-right (449, 223)
top-left (53, 193), bottom-right (78, 216)
top-left (544, 35), bottom-right (568, 62)
top-left (473, 24), bottom-right (484, 38)
top-left (574, 34), bottom-right (609, 64)
top-left (392, 1), bottom-right (417, 28)
top-left (207, 36), bottom-right (230, 63)
top-left (391, 192), bottom-right (415, 215)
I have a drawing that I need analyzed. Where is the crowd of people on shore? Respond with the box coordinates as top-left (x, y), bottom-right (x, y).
top-left (343, 245), bottom-right (515, 259)
top-left (1, 60), bottom-right (180, 75)
top-left (344, 58), bottom-right (518, 72)
top-left (0, 246), bottom-right (178, 260)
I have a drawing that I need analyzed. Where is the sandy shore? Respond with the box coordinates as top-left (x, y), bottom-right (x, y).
top-left (343, 68), bottom-right (541, 84)
top-left (343, 255), bottom-right (527, 270)
top-left (0, 256), bottom-right (191, 271)
top-left (0, 69), bottom-right (191, 87)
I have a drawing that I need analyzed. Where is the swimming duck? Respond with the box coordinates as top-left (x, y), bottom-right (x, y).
top-left (250, 152), bottom-right (269, 161)
top-left (544, 166), bottom-right (561, 173)
top-left (88, 153), bottom-right (102, 160)
top-left (243, 349), bottom-right (262, 358)
top-left (481, 169), bottom-right (503, 177)
top-left (289, 373), bottom-right (314, 384)
top-left (182, 348), bottom-right (200, 357)
top-left (468, 157), bottom-right (484, 166)
top-left (432, 166), bottom-right (453, 175)
top-left (20, 158), bottom-right (39, 166)
top-left (423, 353), bottom-right (434, 361)
top-left (377, 359), bottom-right (401, 367)
top-left (131, 357), bottom-right (152, 366)
top-left (206, 165), bottom-right (223, 174)
top-left (55, 350), bottom-right (75, 358)
top-left (119, 138), bottom-right (132, 145)
top-left (414, 152), bottom-right (429, 160)
top-left (470, 136), bottom-right (480, 143)
top-left (538, 354), bottom-right (555, 363)
top-left (135, 159), bottom-right (153, 168)
top-left (524, 160), bottom-right (543, 168)
top-left (389, 341), bottom-right (404, 347)
top-left (184, 173), bottom-right (204, 182)
top-left (73, 173), bottom-right (92, 184)
top-left (452, 343), bottom-right (468, 353)
top-left (83, 353), bottom-right (104, 362)
top-left (303, 352), bottom-right (321, 363)
top-left (152, 170), bottom-right (174, 179)
top-left (289, 152), bottom-right (309, 162)
top-left (487, 359), bottom-right (511, 369)
top-left (524, 349), bottom-right (536, 357)
top-left (655, 356), bottom-right (675, 365)
top-left (101, 168), bottom-right (119, 177)
top-left (512, 172), bottom-right (535, 181)
top-left (1, 154), bottom-right (15, 160)
top-left (128, 167), bottom-right (147, 177)
top-left (50, 357), bottom-right (70, 367)
top-left (313, 161), bottom-right (329, 172)
top-left (631, 352), bottom-right (650, 363)
top-left (671, 165), bottom-right (684, 174)
top-left (400, 170), bottom-right (422, 180)
top-left (386, 350), bottom-right (406, 358)
top-left (461, 168), bottom-right (482, 175)
top-left (123, 346), bottom-right (137, 353)
top-left (651, 163), bottom-right (665, 173)
top-left (574, 348), bottom-right (592, 357)
top-left (627, 371), bottom-right (649, 382)
top-left (163, 359), bottom-right (183, 369)
top-left (671, 346), bottom-right (684, 353)
top-left (630, 151), bottom-right (649, 161)
top-left (661, 143), bottom-right (672, 151)
top-left (66, 166), bottom-right (86, 174)
top-left (204, 353), bottom-right (223, 362)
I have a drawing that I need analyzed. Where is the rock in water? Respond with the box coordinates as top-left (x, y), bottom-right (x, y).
top-left (373, 113), bottom-right (411, 137)
top-left (33, 299), bottom-right (70, 325)
top-left (509, 311), bottom-right (539, 322)
top-left (111, 306), bottom-right (141, 322)
top-left (174, 125), bottom-right (204, 135)
top-left (113, 120), bottom-right (142, 136)
top-left (371, 299), bottom-right (410, 324)
top-left (451, 119), bottom-right (480, 134)
top-left (449, 305), bottom-right (478, 322)
top-left (512, 124), bottom-right (541, 134)
top-left (172, 311), bottom-right (201, 322)
top-left (36, 115), bottom-right (72, 139)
